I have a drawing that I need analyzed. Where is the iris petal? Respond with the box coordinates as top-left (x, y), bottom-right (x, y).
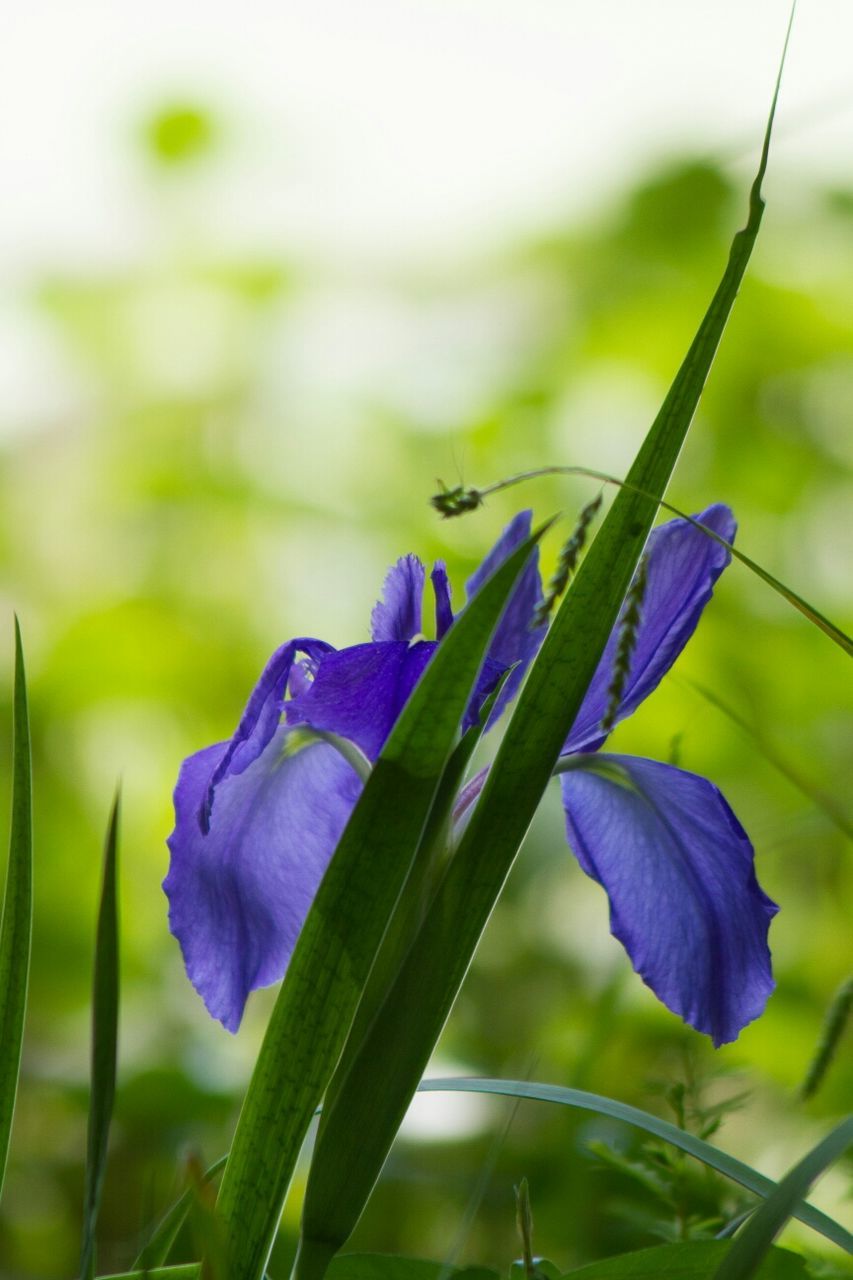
top-left (371, 555), bottom-right (426, 642)
top-left (287, 640), bottom-right (436, 761)
top-left (164, 730), bottom-right (362, 1032)
top-left (201, 637), bottom-right (333, 831)
top-left (564, 504), bottom-right (736, 754)
top-left (431, 561), bottom-right (454, 640)
top-left (465, 510), bottom-right (547, 718)
top-left (560, 753), bottom-right (777, 1045)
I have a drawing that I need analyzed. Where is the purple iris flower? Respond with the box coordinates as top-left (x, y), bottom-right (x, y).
top-left (164, 504), bottom-right (777, 1044)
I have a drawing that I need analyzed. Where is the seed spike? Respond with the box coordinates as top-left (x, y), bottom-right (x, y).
top-left (601, 554), bottom-right (649, 735)
top-left (531, 493), bottom-right (603, 629)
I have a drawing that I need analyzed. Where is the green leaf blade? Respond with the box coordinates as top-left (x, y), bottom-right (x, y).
top-left (418, 1079), bottom-right (853, 1255)
top-left (215, 532), bottom-right (543, 1280)
top-left (80, 791), bottom-right (122, 1280)
top-left (712, 1116), bottom-right (853, 1278)
top-left (296, 84), bottom-right (782, 1274)
top-left (561, 1241), bottom-right (808, 1278)
top-left (0, 618), bottom-right (33, 1202)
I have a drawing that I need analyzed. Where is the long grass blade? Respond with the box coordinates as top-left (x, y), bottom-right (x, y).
top-left (417, 1079), bottom-right (852, 1254)
top-left (0, 618), bottom-right (33, 1202)
top-left (295, 36), bottom-right (789, 1276)
top-left (561, 1240), bottom-right (807, 1277)
top-left (133, 1154), bottom-right (228, 1270)
top-left (798, 976), bottom-right (853, 1101)
top-left (215, 531), bottom-right (543, 1280)
top-left (712, 1115), bottom-right (853, 1278)
top-left (679, 678), bottom-right (853, 841)
top-left (80, 791), bottom-right (121, 1279)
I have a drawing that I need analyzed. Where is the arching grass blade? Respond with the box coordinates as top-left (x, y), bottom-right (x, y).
top-left (562, 1240), bottom-right (807, 1277)
top-left (0, 619), bottom-right (33, 1203)
top-left (133, 1154), bottom-right (228, 1270)
top-left (417, 1079), bottom-right (852, 1255)
top-left (712, 1116), bottom-right (853, 1278)
top-left (448, 466), bottom-right (853, 659)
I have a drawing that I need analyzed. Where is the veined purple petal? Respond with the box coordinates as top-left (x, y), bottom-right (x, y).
top-left (201, 637), bottom-right (333, 832)
top-left (431, 561), bottom-right (454, 640)
top-left (371, 555), bottom-right (426, 642)
top-left (560, 753), bottom-right (777, 1046)
top-left (287, 640), bottom-right (436, 761)
top-left (465, 510), bottom-right (547, 719)
top-left (287, 637), bottom-right (505, 762)
top-left (564, 504), bottom-right (735, 754)
top-left (164, 730), bottom-right (362, 1032)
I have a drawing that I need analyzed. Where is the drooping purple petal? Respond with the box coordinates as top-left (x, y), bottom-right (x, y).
top-left (371, 555), bottom-right (426, 642)
top-left (560, 753), bottom-right (777, 1045)
top-left (431, 561), bottom-right (454, 640)
top-left (287, 640), bottom-right (436, 761)
top-left (465, 510), bottom-right (547, 718)
top-left (201, 637), bottom-right (333, 832)
top-left (564, 504), bottom-right (736, 754)
top-left (164, 730), bottom-right (362, 1032)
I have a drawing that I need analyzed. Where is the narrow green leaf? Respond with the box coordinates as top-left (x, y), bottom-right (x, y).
top-left (713, 1116), bottom-right (853, 1279)
top-left (102, 1264), bottom-right (496, 1280)
top-left (561, 1241), bottom-right (808, 1278)
top-left (0, 618), bottom-right (33, 1201)
top-left (80, 791), bottom-right (121, 1280)
top-left (680, 679), bottom-right (853, 842)
top-left (133, 1155), bottom-right (228, 1270)
top-left (215, 531), bottom-right (543, 1280)
top-left (417, 1080), bottom-right (853, 1255)
top-left (296, 51), bottom-right (788, 1275)
top-left (799, 976), bottom-right (853, 1101)
top-left (326, 1257), bottom-right (498, 1280)
top-left (101, 1268), bottom-right (200, 1280)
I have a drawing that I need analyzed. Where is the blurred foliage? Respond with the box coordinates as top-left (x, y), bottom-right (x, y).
top-left (0, 104), bottom-right (850, 1278)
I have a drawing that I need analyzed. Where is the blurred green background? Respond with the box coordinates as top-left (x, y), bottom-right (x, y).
top-left (0, 13), bottom-right (852, 1277)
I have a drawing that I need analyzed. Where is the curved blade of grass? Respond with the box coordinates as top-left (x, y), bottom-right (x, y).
top-left (798, 976), bottom-right (853, 1101)
top-left (417, 1080), bottom-right (852, 1255)
top-left (713, 1115), bottom-right (853, 1278)
top-left (215, 530), bottom-right (543, 1280)
top-left (133, 1155), bottom-right (228, 1270)
top-left (679, 678), bottom-right (853, 841)
top-left (456, 466), bottom-right (853, 659)
top-left (80, 791), bottom-right (121, 1280)
top-left (295, 40), bottom-right (789, 1278)
top-left (561, 1240), bottom-right (807, 1278)
top-left (0, 619), bottom-right (33, 1203)
top-left (102, 1267), bottom-right (200, 1280)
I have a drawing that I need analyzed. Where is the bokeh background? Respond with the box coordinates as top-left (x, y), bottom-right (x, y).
top-left (0, 2), bottom-right (851, 1276)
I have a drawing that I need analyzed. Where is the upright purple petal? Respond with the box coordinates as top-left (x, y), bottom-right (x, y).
top-left (201, 637), bottom-right (333, 831)
top-left (371, 555), bottom-right (426, 642)
top-left (431, 561), bottom-right (454, 640)
top-left (564, 504), bottom-right (736, 754)
top-left (287, 640), bottom-right (436, 761)
top-left (465, 510), bottom-right (547, 718)
top-left (164, 730), bottom-right (362, 1032)
top-left (560, 753), bottom-right (777, 1045)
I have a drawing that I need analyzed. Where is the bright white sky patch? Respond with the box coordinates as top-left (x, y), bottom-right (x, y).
top-left (1, 1), bottom-right (852, 274)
